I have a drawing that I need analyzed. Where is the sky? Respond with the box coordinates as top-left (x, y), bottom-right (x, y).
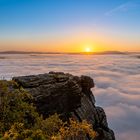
top-left (0, 0), bottom-right (140, 52)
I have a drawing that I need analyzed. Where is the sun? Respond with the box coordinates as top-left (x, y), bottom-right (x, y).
top-left (85, 46), bottom-right (92, 53)
top-left (83, 44), bottom-right (94, 53)
top-left (85, 47), bottom-right (91, 52)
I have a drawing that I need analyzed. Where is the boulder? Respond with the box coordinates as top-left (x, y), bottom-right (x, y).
top-left (13, 72), bottom-right (115, 140)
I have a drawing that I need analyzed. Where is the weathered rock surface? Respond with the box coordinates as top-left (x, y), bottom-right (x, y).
top-left (13, 72), bottom-right (115, 140)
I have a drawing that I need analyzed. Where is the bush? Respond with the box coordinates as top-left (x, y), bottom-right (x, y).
top-left (0, 80), bottom-right (97, 140)
top-left (0, 80), bottom-right (38, 133)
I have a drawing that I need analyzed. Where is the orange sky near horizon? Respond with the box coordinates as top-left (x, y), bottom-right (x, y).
top-left (0, 32), bottom-right (140, 52)
top-left (0, 41), bottom-right (140, 53)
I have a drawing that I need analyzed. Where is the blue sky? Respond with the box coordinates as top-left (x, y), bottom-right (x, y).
top-left (0, 0), bottom-right (140, 52)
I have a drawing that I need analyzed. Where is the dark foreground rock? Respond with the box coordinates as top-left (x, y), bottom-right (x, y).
top-left (13, 72), bottom-right (115, 140)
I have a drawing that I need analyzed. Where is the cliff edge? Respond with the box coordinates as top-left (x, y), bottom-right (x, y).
top-left (13, 72), bottom-right (115, 140)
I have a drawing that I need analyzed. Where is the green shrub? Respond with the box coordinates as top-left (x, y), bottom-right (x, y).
top-left (0, 80), bottom-right (97, 140)
top-left (0, 80), bottom-right (38, 133)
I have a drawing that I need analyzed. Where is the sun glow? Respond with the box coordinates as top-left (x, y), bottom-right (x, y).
top-left (84, 45), bottom-right (93, 53)
top-left (85, 47), bottom-right (91, 52)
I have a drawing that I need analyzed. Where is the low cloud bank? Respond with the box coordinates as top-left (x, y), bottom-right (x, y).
top-left (0, 54), bottom-right (140, 140)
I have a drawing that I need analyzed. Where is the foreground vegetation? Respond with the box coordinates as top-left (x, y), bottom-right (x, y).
top-left (0, 80), bottom-right (97, 140)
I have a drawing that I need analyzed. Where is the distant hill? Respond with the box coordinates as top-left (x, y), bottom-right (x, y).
top-left (81, 51), bottom-right (127, 55)
top-left (0, 51), bottom-right (61, 54)
top-left (0, 50), bottom-right (138, 55)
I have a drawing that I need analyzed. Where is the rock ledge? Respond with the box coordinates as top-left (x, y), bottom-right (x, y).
top-left (13, 72), bottom-right (115, 140)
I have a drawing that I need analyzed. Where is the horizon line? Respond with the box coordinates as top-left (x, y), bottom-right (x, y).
top-left (0, 50), bottom-right (139, 54)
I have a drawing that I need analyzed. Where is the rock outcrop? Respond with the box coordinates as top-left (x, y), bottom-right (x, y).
top-left (13, 72), bottom-right (115, 140)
